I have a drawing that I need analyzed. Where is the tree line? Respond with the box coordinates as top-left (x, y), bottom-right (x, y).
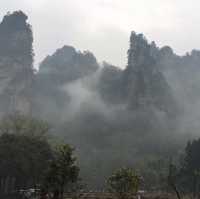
top-left (0, 113), bottom-right (199, 199)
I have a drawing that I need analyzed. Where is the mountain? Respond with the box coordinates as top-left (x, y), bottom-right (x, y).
top-left (38, 45), bottom-right (99, 84)
top-left (0, 11), bottom-right (34, 115)
top-left (32, 45), bottom-right (99, 121)
top-left (97, 62), bottom-right (123, 104)
top-left (123, 32), bottom-right (177, 116)
top-left (157, 46), bottom-right (200, 105)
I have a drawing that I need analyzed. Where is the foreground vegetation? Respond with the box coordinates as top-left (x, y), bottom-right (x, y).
top-left (0, 113), bottom-right (200, 199)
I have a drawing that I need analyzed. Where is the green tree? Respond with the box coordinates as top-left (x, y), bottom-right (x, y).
top-left (44, 144), bottom-right (79, 199)
top-left (138, 157), bottom-right (169, 191)
top-left (0, 113), bottom-right (50, 139)
top-left (180, 139), bottom-right (200, 197)
top-left (0, 133), bottom-right (53, 191)
top-left (107, 167), bottom-right (139, 199)
top-left (0, 114), bottom-right (53, 194)
top-left (168, 160), bottom-right (181, 199)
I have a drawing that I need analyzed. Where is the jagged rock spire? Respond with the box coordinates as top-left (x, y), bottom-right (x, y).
top-left (0, 11), bottom-right (33, 62)
top-left (124, 31), bottom-right (177, 115)
top-left (127, 31), bottom-right (157, 71)
top-left (0, 11), bottom-right (34, 115)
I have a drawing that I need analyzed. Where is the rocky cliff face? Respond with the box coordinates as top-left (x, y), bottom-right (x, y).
top-left (32, 31), bottom-right (179, 121)
top-left (123, 32), bottom-right (177, 116)
top-left (32, 45), bottom-right (100, 121)
top-left (0, 11), bottom-right (34, 115)
top-left (0, 10), bottom-right (179, 126)
top-left (38, 45), bottom-right (99, 84)
top-left (157, 47), bottom-right (200, 105)
top-left (97, 62), bottom-right (123, 104)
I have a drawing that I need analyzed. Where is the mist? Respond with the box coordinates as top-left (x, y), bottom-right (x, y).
top-left (1, 9), bottom-right (200, 191)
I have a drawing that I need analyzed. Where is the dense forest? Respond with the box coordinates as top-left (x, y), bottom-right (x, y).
top-left (1, 10), bottom-right (200, 193)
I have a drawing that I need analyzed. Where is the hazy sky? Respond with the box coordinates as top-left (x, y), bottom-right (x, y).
top-left (1, 0), bottom-right (200, 68)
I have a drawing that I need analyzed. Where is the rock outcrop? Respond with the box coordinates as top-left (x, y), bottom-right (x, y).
top-left (38, 45), bottom-right (99, 84)
top-left (123, 31), bottom-right (177, 116)
top-left (32, 45), bottom-right (99, 121)
top-left (0, 11), bottom-right (34, 115)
